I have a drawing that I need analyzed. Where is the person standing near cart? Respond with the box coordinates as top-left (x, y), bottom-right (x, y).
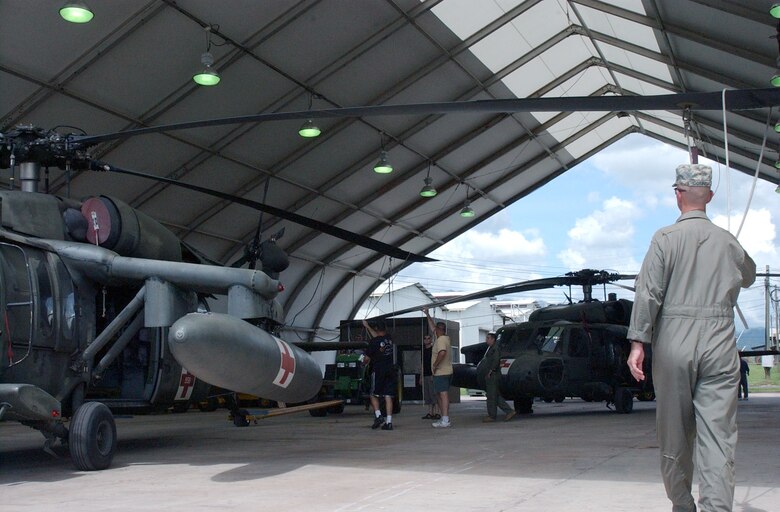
top-left (362, 319), bottom-right (396, 431)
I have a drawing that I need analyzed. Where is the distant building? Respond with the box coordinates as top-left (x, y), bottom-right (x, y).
top-left (356, 283), bottom-right (544, 362)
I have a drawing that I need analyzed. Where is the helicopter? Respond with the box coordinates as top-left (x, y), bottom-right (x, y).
top-left (0, 125), bottom-right (436, 471)
top-left (458, 270), bottom-right (653, 415)
top-left (373, 269), bottom-right (651, 414)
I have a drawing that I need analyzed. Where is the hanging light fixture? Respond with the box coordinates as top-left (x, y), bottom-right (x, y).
top-left (460, 200), bottom-right (475, 218)
top-left (771, 4), bottom-right (780, 18)
top-left (419, 162), bottom-right (437, 197)
top-left (373, 133), bottom-right (393, 174)
top-left (373, 150), bottom-right (393, 174)
top-left (459, 185), bottom-right (475, 217)
top-left (59, 1), bottom-right (94, 23)
top-left (298, 94), bottom-right (321, 138)
top-left (193, 26), bottom-right (220, 86)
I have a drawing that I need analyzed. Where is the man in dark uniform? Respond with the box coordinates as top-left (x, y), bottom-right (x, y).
top-left (362, 319), bottom-right (396, 431)
top-left (738, 358), bottom-right (749, 401)
top-left (479, 332), bottom-right (516, 422)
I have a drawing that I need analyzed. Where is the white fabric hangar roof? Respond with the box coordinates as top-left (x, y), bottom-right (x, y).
top-left (1, 0), bottom-right (778, 340)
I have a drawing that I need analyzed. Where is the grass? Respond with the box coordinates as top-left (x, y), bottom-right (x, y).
top-left (744, 362), bottom-right (780, 393)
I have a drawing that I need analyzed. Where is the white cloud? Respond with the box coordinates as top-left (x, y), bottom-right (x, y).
top-left (557, 196), bottom-right (641, 272)
top-left (431, 228), bottom-right (545, 261)
top-left (396, 227), bottom-right (548, 294)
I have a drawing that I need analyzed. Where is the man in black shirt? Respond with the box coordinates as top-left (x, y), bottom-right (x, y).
top-left (362, 319), bottom-right (396, 430)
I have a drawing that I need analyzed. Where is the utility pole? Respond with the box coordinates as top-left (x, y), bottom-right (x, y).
top-left (766, 265), bottom-right (772, 350)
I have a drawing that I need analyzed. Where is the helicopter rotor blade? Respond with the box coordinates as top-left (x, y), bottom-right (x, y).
top-left (72, 88), bottom-right (780, 146)
top-left (369, 270), bottom-right (636, 320)
top-left (90, 161), bottom-right (435, 264)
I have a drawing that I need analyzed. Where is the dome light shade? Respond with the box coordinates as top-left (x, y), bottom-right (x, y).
top-left (459, 201), bottom-right (475, 218)
top-left (193, 52), bottom-right (220, 86)
top-left (771, 4), bottom-right (780, 18)
top-left (60, 2), bottom-right (93, 23)
top-left (298, 119), bottom-right (321, 138)
top-left (373, 151), bottom-right (393, 174)
top-left (420, 177), bottom-right (437, 197)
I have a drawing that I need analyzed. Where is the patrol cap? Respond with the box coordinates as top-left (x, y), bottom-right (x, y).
top-left (673, 164), bottom-right (712, 188)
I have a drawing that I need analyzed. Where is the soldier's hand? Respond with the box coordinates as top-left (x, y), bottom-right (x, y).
top-left (627, 341), bottom-right (645, 382)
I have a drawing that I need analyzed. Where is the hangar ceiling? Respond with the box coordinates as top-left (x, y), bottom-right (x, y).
top-left (1, 0), bottom-right (779, 341)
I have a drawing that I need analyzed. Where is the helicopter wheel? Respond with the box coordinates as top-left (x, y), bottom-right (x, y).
top-left (69, 402), bottom-right (117, 471)
top-left (543, 397), bottom-right (553, 403)
top-left (637, 391), bottom-right (655, 401)
top-left (232, 409), bottom-right (251, 426)
top-left (554, 395), bottom-right (565, 403)
top-left (513, 397), bottom-right (534, 414)
top-left (614, 387), bottom-right (634, 414)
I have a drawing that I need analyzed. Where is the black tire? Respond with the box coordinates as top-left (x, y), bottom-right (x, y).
top-left (543, 396), bottom-right (553, 403)
top-left (69, 402), bottom-right (117, 471)
top-left (233, 409), bottom-right (250, 426)
top-left (172, 402), bottom-right (190, 413)
top-left (309, 406), bottom-right (327, 417)
top-left (637, 391), bottom-right (656, 402)
top-left (614, 387), bottom-right (634, 414)
top-left (554, 395), bottom-right (565, 403)
top-left (513, 397), bottom-right (534, 414)
top-left (198, 397), bottom-right (219, 412)
top-left (327, 403), bottom-right (345, 414)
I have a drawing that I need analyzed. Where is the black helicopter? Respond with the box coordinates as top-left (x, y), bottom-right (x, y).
top-left (456, 270), bottom-right (652, 415)
top-left (374, 269), bottom-right (652, 414)
top-left (0, 126), bottom-right (435, 471)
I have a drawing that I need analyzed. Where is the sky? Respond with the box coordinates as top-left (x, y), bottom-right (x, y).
top-left (386, 133), bottom-right (780, 330)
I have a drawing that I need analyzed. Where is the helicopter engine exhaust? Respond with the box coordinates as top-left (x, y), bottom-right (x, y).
top-left (168, 312), bottom-right (322, 404)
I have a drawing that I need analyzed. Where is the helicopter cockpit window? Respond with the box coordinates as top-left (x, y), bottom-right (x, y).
top-left (0, 244), bottom-right (33, 348)
top-left (567, 328), bottom-right (590, 358)
top-left (539, 325), bottom-right (564, 354)
top-left (29, 252), bottom-right (55, 345)
top-left (498, 327), bottom-right (532, 356)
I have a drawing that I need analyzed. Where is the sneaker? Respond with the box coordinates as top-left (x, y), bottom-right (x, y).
top-left (421, 413), bottom-right (433, 419)
top-left (371, 416), bottom-right (385, 429)
top-left (431, 414), bottom-right (441, 420)
top-left (504, 410), bottom-right (517, 422)
top-left (381, 422), bottom-right (393, 430)
top-left (482, 416), bottom-right (496, 423)
top-left (432, 419), bottom-right (451, 428)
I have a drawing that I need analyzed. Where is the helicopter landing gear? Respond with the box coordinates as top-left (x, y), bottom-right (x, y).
top-left (637, 390), bottom-right (655, 401)
top-left (69, 402), bottom-right (117, 471)
top-left (613, 387), bottom-right (634, 414)
top-left (513, 397), bottom-right (534, 414)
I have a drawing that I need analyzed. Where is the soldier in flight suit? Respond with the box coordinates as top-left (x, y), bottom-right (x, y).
top-left (479, 332), bottom-right (516, 422)
top-left (627, 164), bottom-right (756, 512)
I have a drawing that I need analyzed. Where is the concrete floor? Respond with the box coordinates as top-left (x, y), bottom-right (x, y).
top-left (1, 395), bottom-right (778, 512)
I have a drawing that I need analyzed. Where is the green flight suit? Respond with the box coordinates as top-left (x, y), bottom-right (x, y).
top-left (479, 344), bottom-right (513, 419)
top-left (628, 210), bottom-right (756, 512)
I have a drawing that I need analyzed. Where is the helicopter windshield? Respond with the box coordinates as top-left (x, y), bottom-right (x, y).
top-left (538, 325), bottom-right (565, 354)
